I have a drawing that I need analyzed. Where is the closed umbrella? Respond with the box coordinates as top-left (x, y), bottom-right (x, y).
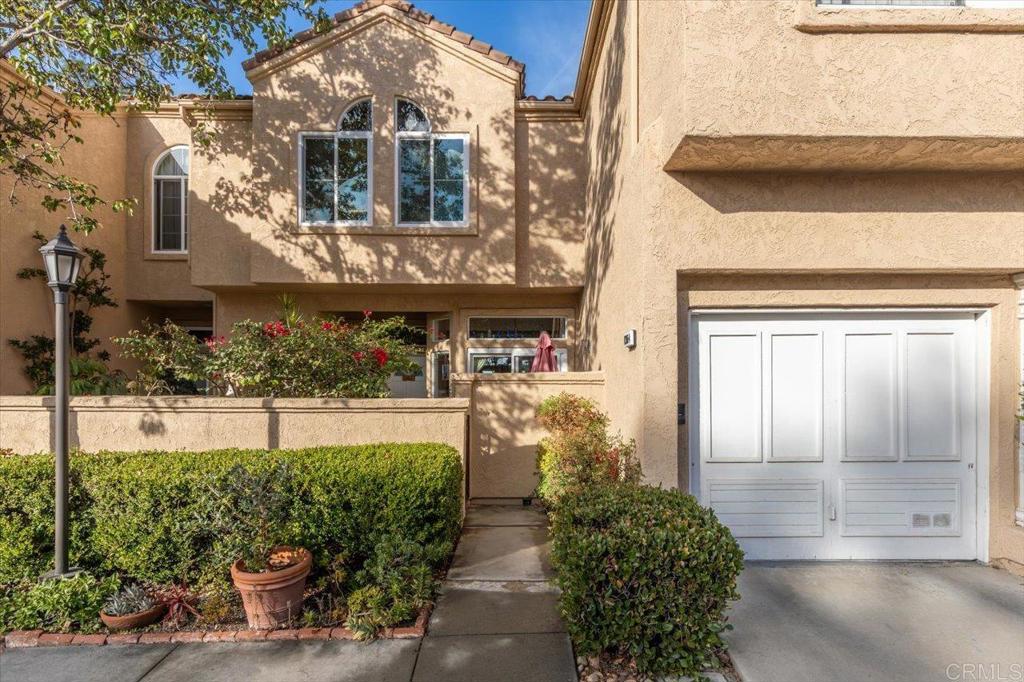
top-left (530, 331), bottom-right (558, 372)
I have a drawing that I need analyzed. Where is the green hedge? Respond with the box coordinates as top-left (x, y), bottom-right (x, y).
top-left (0, 444), bottom-right (462, 587)
top-left (551, 485), bottom-right (744, 677)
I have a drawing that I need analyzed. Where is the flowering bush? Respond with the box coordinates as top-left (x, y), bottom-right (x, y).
top-left (115, 299), bottom-right (417, 398)
top-left (535, 393), bottom-right (641, 506)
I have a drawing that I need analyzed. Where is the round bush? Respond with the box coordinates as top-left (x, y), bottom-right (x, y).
top-left (550, 484), bottom-right (744, 676)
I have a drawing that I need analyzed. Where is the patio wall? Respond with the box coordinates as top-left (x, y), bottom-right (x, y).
top-left (452, 372), bottom-right (606, 499)
top-left (0, 396), bottom-right (469, 467)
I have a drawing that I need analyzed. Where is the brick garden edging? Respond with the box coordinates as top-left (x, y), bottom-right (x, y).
top-left (1, 608), bottom-right (430, 650)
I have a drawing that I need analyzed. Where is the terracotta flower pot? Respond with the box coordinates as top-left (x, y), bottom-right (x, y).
top-left (100, 603), bottom-right (167, 631)
top-left (230, 546), bottom-right (312, 630)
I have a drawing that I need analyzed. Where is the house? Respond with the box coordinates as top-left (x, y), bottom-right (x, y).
top-left (0, 0), bottom-right (1022, 570)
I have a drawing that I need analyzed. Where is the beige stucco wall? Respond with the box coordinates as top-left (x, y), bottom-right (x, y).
top-left (0, 113), bottom-right (141, 395)
top-left (452, 372), bottom-right (605, 498)
top-left (244, 11), bottom-right (519, 286)
top-left (0, 397), bottom-right (469, 472)
top-left (578, 0), bottom-right (1024, 566)
top-left (124, 112), bottom-right (212, 303)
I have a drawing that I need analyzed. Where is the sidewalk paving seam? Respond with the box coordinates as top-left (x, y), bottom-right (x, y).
top-left (421, 631), bottom-right (568, 639)
top-left (134, 643), bottom-right (179, 681)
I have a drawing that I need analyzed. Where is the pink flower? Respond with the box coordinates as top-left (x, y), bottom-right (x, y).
top-left (263, 321), bottom-right (289, 338)
top-left (321, 322), bottom-right (333, 331)
top-left (352, 351), bottom-right (366, 362)
top-left (362, 309), bottom-right (373, 318)
top-left (372, 347), bottom-right (388, 368)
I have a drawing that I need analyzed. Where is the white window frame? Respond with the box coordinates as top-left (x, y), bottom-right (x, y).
top-left (298, 100), bottom-right (373, 228)
top-left (394, 99), bottom-right (470, 228)
top-left (466, 315), bottom-right (569, 341)
top-left (467, 348), bottom-right (568, 374)
top-left (151, 145), bottom-right (189, 254)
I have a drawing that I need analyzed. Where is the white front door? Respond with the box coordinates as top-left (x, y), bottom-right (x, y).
top-left (692, 312), bottom-right (980, 560)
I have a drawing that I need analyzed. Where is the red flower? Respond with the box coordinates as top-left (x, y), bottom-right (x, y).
top-left (321, 322), bottom-right (333, 331)
top-left (352, 351), bottom-right (366, 362)
top-left (362, 309), bottom-right (373, 318)
top-left (262, 320), bottom-right (289, 338)
top-left (372, 347), bottom-right (388, 368)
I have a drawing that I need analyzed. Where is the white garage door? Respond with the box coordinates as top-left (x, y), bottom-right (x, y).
top-left (692, 311), bottom-right (981, 560)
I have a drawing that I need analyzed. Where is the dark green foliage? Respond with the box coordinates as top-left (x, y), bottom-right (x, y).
top-left (0, 444), bottom-right (463, 589)
top-left (345, 537), bottom-right (435, 639)
top-left (8, 231), bottom-right (120, 394)
top-left (0, 573), bottom-right (120, 634)
top-left (550, 485), bottom-right (744, 677)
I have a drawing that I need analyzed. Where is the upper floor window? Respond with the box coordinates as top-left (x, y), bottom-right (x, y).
top-left (153, 146), bottom-right (189, 253)
top-left (395, 99), bottom-right (469, 227)
top-left (299, 98), bottom-right (372, 226)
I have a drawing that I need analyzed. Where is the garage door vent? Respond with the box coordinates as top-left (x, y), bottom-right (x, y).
top-left (932, 513), bottom-right (952, 528)
top-left (912, 513), bottom-right (932, 528)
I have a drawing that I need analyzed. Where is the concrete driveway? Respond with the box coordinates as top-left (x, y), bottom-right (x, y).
top-left (726, 562), bottom-right (1024, 682)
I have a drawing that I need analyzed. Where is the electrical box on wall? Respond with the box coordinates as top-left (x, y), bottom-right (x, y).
top-left (623, 329), bottom-right (637, 350)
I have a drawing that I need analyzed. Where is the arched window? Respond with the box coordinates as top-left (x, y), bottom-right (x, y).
top-left (395, 99), bottom-right (468, 226)
top-left (153, 146), bottom-right (189, 252)
top-left (299, 98), bottom-right (372, 225)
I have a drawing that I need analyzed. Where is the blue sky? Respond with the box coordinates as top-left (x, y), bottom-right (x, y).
top-left (170, 0), bottom-right (591, 98)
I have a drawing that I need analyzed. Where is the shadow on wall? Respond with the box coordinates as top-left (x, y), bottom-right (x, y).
top-left (193, 17), bottom-right (582, 286)
top-left (578, 0), bottom-right (629, 369)
top-left (673, 171), bottom-right (1024, 214)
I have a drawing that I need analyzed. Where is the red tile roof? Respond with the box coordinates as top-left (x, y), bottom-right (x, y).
top-left (242, 0), bottom-right (525, 75)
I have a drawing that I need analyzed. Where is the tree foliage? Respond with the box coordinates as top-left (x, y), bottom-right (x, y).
top-left (1, 0), bottom-right (329, 232)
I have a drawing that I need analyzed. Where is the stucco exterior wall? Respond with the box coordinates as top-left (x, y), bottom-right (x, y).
top-left (577, 0), bottom-right (1023, 566)
top-left (0, 397), bottom-right (469, 470)
top-left (0, 113), bottom-right (141, 395)
top-left (245, 12), bottom-right (520, 286)
top-left (452, 372), bottom-right (605, 498)
top-left (640, 0), bottom-right (1024, 164)
top-left (124, 112), bottom-right (211, 303)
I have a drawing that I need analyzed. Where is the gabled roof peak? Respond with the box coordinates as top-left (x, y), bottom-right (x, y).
top-left (242, 0), bottom-right (525, 77)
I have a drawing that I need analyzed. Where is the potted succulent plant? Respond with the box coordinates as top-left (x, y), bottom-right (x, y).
top-left (100, 585), bottom-right (166, 630)
top-left (210, 461), bottom-right (311, 629)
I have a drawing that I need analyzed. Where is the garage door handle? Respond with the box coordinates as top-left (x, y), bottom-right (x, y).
top-left (828, 504), bottom-right (837, 521)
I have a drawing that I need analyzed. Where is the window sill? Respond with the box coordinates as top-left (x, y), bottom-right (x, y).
top-left (145, 252), bottom-right (189, 261)
top-left (291, 224), bottom-right (477, 237)
top-left (795, 2), bottom-right (1024, 33)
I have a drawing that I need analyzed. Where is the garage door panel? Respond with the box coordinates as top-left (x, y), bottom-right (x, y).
top-left (842, 332), bottom-right (899, 462)
top-left (768, 333), bottom-right (823, 462)
top-left (706, 479), bottom-right (824, 538)
top-left (704, 333), bottom-right (762, 462)
top-left (905, 332), bottom-right (960, 461)
top-left (693, 311), bottom-right (979, 561)
top-left (840, 479), bottom-right (960, 537)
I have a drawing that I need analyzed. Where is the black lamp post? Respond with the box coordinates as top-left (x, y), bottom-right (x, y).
top-left (39, 225), bottom-right (84, 580)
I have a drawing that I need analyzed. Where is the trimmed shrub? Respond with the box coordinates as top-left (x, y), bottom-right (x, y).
top-left (0, 444), bottom-right (462, 587)
top-left (551, 485), bottom-right (744, 677)
top-left (0, 572), bottom-right (120, 634)
top-left (535, 393), bottom-right (640, 506)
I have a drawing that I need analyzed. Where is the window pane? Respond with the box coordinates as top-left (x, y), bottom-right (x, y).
top-left (340, 100), bottom-right (372, 132)
top-left (397, 100), bottom-right (430, 132)
top-left (156, 179), bottom-right (182, 251)
top-left (183, 179), bottom-right (189, 251)
top-left (337, 137), bottom-right (369, 222)
top-left (472, 355), bottom-right (513, 374)
top-left (303, 137), bottom-right (334, 222)
top-left (399, 139), bottom-right (431, 223)
top-left (433, 139), bottom-right (465, 222)
top-left (468, 317), bottom-right (567, 340)
top-left (156, 147), bottom-right (189, 176)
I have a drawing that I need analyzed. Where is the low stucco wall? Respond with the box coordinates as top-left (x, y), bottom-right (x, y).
top-left (452, 372), bottom-right (605, 499)
top-left (0, 397), bottom-right (469, 467)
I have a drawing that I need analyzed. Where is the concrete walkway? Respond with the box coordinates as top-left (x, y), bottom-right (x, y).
top-left (726, 562), bottom-right (1024, 682)
top-left (0, 504), bottom-right (574, 682)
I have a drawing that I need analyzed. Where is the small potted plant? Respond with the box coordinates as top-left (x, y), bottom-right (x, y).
top-left (210, 461), bottom-right (311, 629)
top-left (100, 585), bottom-right (166, 630)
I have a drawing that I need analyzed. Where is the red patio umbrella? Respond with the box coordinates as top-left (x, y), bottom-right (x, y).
top-left (530, 331), bottom-right (558, 372)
